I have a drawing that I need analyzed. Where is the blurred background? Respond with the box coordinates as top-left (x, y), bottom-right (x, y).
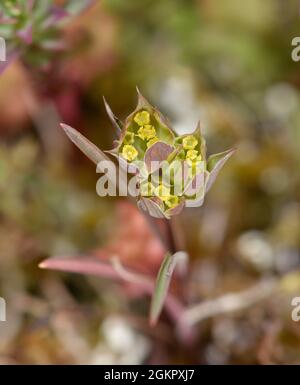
top-left (0, 0), bottom-right (300, 364)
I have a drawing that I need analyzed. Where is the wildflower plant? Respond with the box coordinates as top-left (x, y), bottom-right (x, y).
top-left (57, 89), bottom-right (235, 324)
top-left (0, 0), bottom-right (93, 72)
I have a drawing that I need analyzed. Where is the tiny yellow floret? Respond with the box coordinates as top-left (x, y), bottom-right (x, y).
top-left (182, 135), bottom-right (198, 150)
top-left (122, 145), bottom-right (138, 161)
top-left (137, 125), bottom-right (156, 141)
top-left (186, 149), bottom-right (199, 161)
top-left (134, 110), bottom-right (150, 126)
top-left (186, 149), bottom-right (202, 167)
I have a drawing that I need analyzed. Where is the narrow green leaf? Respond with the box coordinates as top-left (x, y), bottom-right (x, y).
top-left (150, 251), bottom-right (181, 325)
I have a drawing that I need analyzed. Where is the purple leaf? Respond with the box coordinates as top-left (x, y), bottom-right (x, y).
top-left (39, 257), bottom-right (120, 279)
top-left (144, 141), bottom-right (174, 173)
top-left (137, 197), bottom-right (166, 219)
top-left (60, 123), bottom-right (110, 165)
top-left (40, 255), bottom-right (184, 325)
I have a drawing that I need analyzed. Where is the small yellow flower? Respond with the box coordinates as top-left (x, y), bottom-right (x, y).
top-left (122, 145), bottom-right (138, 161)
top-left (146, 136), bottom-right (159, 148)
top-left (186, 149), bottom-right (199, 161)
top-left (123, 131), bottom-right (135, 144)
top-left (134, 110), bottom-right (150, 126)
top-left (137, 125), bottom-right (156, 141)
top-left (164, 195), bottom-right (179, 208)
top-left (182, 135), bottom-right (198, 150)
top-left (186, 149), bottom-right (202, 168)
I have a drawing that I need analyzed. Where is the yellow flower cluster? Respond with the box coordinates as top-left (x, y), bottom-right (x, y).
top-left (135, 110), bottom-right (158, 148)
top-left (186, 149), bottom-right (202, 166)
top-left (121, 114), bottom-right (202, 211)
top-left (121, 110), bottom-right (161, 161)
top-left (177, 135), bottom-right (202, 167)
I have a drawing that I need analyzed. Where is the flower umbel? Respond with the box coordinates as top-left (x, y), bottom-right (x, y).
top-left (61, 89), bottom-right (235, 219)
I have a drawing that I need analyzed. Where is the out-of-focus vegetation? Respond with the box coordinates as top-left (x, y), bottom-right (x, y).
top-left (0, 0), bottom-right (300, 364)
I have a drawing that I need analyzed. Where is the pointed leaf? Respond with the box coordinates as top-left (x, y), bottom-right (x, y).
top-left (136, 86), bottom-right (153, 110)
top-left (206, 148), bottom-right (236, 192)
top-left (39, 256), bottom-right (153, 294)
top-left (61, 123), bottom-right (109, 165)
top-left (150, 251), bottom-right (183, 325)
top-left (39, 257), bottom-right (120, 279)
top-left (103, 96), bottom-right (123, 136)
top-left (61, 123), bottom-right (123, 194)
